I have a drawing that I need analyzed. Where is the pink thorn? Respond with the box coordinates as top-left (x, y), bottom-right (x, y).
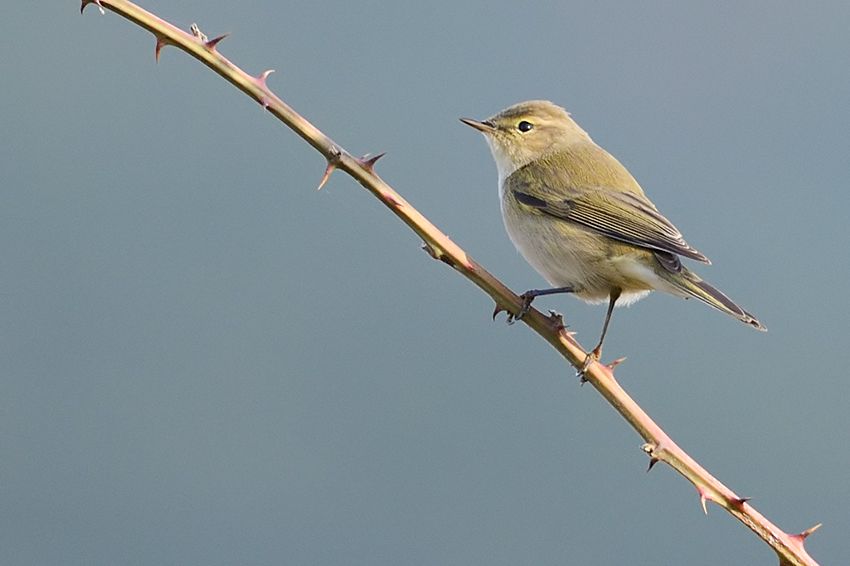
top-left (359, 152), bottom-right (386, 172)
top-left (205, 34), bottom-right (229, 52)
top-left (789, 523), bottom-right (822, 544)
top-left (80, 0), bottom-right (105, 15)
top-left (606, 356), bottom-right (627, 370)
top-left (696, 486), bottom-right (713, 515)
top-left (257, 69), bottom-right (275, 88)
top-left (384, 193), bottom-right (400, 207)
top-left (317, 162), bottom-right (336, 191)
top-left (155, 37), bottom-right (168, 62)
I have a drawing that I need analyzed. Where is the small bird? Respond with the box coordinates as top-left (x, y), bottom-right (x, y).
top-left (461, 100), bottom-right (764, 364)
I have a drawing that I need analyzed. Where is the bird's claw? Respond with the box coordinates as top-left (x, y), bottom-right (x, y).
top-left (547, 310), bottom-right (566, 331)
top-left (576, 349), bottom-right (601, 383)
top-left (506, 292), bottom-right (536, 325)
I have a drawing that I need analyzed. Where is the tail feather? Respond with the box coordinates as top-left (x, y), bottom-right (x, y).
top-left (662, 267), bottom-right (766, 331)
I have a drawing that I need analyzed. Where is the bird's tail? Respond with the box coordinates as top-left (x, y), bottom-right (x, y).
top-left (660, 266), bottom-right (766, 331)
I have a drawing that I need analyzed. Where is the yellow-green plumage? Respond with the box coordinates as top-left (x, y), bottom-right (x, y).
top-left (461, 100), bottom-right (764, 357)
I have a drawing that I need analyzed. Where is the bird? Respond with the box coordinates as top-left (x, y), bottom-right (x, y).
top-left (461, 100), bottom-right (764, 365)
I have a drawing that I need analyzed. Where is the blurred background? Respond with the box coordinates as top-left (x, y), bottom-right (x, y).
top-left (2, 1), bottom-right (848, 564)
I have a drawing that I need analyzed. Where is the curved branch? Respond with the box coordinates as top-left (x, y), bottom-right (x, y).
top-left (79, 2), bottom-right (820, 564)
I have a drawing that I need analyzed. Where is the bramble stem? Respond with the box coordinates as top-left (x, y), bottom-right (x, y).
top-left (79, 2), bottom-right (819, 564)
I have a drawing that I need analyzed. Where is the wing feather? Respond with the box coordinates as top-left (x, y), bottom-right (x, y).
top-left (509, 149), bottom-right (710, 264)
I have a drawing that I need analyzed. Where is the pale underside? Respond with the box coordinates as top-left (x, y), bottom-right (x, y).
top-left (500, 192), bottom-right (683, 307)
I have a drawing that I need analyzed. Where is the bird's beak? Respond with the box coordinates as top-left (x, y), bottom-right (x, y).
top-left (460, 117), bottom-right (496, 133)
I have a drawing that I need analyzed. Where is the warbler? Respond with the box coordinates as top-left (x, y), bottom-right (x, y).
top-left (461, 100), bottom-right (764, 362)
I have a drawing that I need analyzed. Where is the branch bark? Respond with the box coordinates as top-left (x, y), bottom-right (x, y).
top-left (79, 2), bottom-right (820, 564)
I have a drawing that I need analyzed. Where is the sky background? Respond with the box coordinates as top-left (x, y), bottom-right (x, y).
top-left (2, 2), bottom-right (848, 565)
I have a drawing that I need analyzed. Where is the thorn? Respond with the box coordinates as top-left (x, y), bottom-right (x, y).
top-left (732, 496), bottom-right (751, 508)
top-left (646, 457), bottom-right (660, 472)
top-left (696, 487), bottom-right (715, 515)
top-left (606, 356), bottom-right (627, 370)
top-left (383, 193), bottom-right (401, 207)
top-left (80, 0), bottom-right (105, 15)
top-left (641, 442), bottom-right (667, 471)
top-left (316, 162), bottom-right (336, 191)
top-left (547, 310), bottom-right (565, 331)
top-left (253, 70), bottom-right (276, 109)
top-left (155, 36), bottom-right (169, 62)
top-left (317, 146), bottom-right (344, 191)
top-left (358, 152), bottom-right (386, 172)
top-left (641, 443), bottom-right (660, 471)
top-left (790, 523), bottom-right (822, 543)
top-left (257, 69), bottom-right (275, 87)
top-left (205, 34), bottom-right (229, 51)
top-left (801, 523), bottom-right (822, 539)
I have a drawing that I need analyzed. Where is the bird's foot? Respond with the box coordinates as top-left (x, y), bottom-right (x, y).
top-left (578, 352), bottom-right (626, 383)
top-left (547, 310), bottom-right (566, 331)
top-left (506, 292), bottom-right (537, 325)
top-left (576, 347), bottom-right (602, 383)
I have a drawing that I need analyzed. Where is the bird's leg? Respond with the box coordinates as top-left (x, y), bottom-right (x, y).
top-left (508, 286), bottom-right (574, 324)
top-left (581, 289), bottom-right (622, 372)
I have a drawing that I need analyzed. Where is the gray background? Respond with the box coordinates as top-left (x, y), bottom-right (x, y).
top-left (2, 1), bottom-right (848, 564)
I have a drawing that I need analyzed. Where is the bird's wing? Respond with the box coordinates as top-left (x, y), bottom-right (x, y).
top-left (508, 162), bottom-right (710, 264)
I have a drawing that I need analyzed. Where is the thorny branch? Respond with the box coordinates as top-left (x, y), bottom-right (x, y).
top-left (79, 2), bottom-right (820, 564)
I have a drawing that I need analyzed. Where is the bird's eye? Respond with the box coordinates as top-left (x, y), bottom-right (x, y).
top-left (517, 120), bottom-right (534, 133)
